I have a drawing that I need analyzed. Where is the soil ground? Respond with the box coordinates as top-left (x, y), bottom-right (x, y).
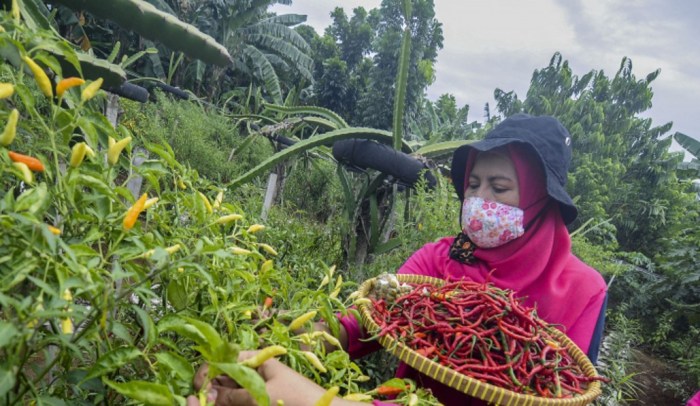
top-left (628, 350), bottom-right (696, 405)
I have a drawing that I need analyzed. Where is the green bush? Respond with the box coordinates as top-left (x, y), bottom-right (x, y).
top-left (120, 94), bottom-right (274, 183)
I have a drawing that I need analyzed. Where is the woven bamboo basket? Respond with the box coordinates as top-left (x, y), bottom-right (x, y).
top-left (356, 274), bottom-right (602, 406)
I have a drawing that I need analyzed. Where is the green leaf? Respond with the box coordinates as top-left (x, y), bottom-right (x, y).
top-left (0, 322), bottom-right (20, 349)
top-left (263, 103), bottom-right (348, 129)
top-left (0, 364), bottom-right (17, 398)
top-left (154, 352), bottom-right (194, 383)
top-left (210, 362), bottom-right (269, 406)
top-left (84, 347), bottom-right (143, 381)
top-left (131, 305), bottom-right (157, 351)
top-left (14, 182), bottom-right (50, 216)
top-left (166, 279), bottom-right (188, 311)
top-left (674, 132), bottom-right (700, 159)
top-left (103, 379), bottom-right (174, 406)
top-left (157, 315), bottom-right (223, 358)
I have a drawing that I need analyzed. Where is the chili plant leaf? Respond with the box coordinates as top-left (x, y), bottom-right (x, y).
top-left (210, 362), bottom-right (269, 406)
top-left (0, 322), bottom-right (20, 348)
top-left (0, 364), bottom-right (17, 398)
top-left (131, 305), bottom-right (157, 351)
top-left (166, 279), bottom-right (188, 311)
top-left (103, 379), bottom-right (174, 406)
top-left (154, 351), bottom-right (194, 384)
top-left (84, 346), bottom-right (142, 381)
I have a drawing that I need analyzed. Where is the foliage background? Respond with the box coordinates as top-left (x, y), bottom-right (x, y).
top-left (0, 0), bottom-right (698, 404)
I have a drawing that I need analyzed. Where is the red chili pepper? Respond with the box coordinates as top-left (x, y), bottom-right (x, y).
top-left (367, 279), bottom-right (601, 396)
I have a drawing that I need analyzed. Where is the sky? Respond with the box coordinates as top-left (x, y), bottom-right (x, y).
top-left (271, 0), bottom-right (700, 158)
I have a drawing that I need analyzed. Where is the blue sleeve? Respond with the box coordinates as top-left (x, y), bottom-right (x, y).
top-left (586, 293), bottom-right (607, 364)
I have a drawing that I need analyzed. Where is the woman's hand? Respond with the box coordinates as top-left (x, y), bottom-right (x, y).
top-left (188, 350), bottom-right (361, 406)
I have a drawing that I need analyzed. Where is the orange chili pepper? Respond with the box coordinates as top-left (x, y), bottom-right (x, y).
top-left (376, 385), bottom-right (407, 396)
top-left (263, 296), bottom-right (273, 310)
top-left (123, 193), bottom-right (148, 230)
top-left (8, 151), bottom-right (45, 172)
top-left (416, 345), bottom-right (436, 358)
top-left (56, 77), bottom-right (85, 99)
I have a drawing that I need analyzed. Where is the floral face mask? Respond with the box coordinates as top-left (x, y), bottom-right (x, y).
top-left (461, 197), bottom-right (525, 248)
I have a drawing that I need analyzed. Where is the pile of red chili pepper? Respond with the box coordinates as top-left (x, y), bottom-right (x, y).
top-left (367, 279), bottom-right (605, 398)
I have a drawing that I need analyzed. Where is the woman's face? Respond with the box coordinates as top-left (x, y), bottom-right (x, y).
top-left (465, 151), bottom-right (520, 207)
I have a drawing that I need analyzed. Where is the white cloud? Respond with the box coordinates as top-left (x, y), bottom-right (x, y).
top-left (272, 0), bottom-right (700, 144)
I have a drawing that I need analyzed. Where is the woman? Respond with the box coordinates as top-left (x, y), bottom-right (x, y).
top-left (193, 114), bottom-right (608, 406)
top-left (338, 113), bottom-right (607, 404)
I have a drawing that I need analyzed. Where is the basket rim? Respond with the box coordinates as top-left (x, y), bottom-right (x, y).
top-left (356, 274), bottom-right (602, 406)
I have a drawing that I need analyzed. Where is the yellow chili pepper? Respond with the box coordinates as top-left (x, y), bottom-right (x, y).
top-left (12, 161), bottom-right (33, 184)
top-left (1, 109), bottom-right (19, 146)
top-left (353, 298), bottom-right (372, 307)
top-left (123, 193), bottom-right (148, 230)
top-left (107, 136), bottom-right (132, 165)
top-left (212, 190), bottom-right (224, 210)
top-left (61, 317), bottom-right (74, 334)
top-left (302, 351), bottom-right (327, 373)
top-left (85, 145), bottom-right (96, 158)
top-left (343, 393), bottom-right (373, 401)
top-left (198, 191), bottom-right (213, 213)
top-left (296, 333), bottom-right (315, 346)
top-left (21, 55), bottom-right (53, 98)
top-left (0, 83), bottom-right (14, 99)
top-left (319, 331), bottom-right (342, 349)
top-left (288, 310), bottom-right (318, 331)
top-left (240, 345), bottom-right (287, 368)
top-left (47, 225), bottom-right (61, 235)
top-left (230, 246), bottom-right (252, 255)
top-left (11, 0), bottom-right (20, 21)
top-left (257, 243), bottom-right (278, 256)
top-left (143, 197), bottom-right (159, 210)
top-left (56, 77), bottom-right (85, 99)
top-left (62, 288), bottom-right (72, 301)
top-left (314, 386), bottom-right (339, 406)
top-left (330, 275), bottom-right (343, 299)
top-left (81, 77), bottom-right (103, 102)
top-left (215, 213), bottom-right (242, 224)
top-left (70, 142), bottom-right (88, 168)
top-left (141, 244), bottom-right (181, 259)
top-left (260, 259), bottom-right (273, 274)
top-left (319, 274), bottom-right (330, 289)
top-left (246, 224), bottom-right (265, 233)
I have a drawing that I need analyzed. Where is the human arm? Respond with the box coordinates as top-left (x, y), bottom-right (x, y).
top-left (190, 351), bottom-right (367, 406)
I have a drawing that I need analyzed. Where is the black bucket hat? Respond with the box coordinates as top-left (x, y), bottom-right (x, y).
top-left (451, 113), bottom-right (578, 224)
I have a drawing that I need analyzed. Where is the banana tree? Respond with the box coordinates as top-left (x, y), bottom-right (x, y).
top-left (674, 132), bottom-right (700, 176)
top-left (228, 0), bottom-right (470, 264)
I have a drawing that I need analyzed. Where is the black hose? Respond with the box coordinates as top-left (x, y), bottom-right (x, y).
top-left (332, 139), bottom-right (436, 189)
